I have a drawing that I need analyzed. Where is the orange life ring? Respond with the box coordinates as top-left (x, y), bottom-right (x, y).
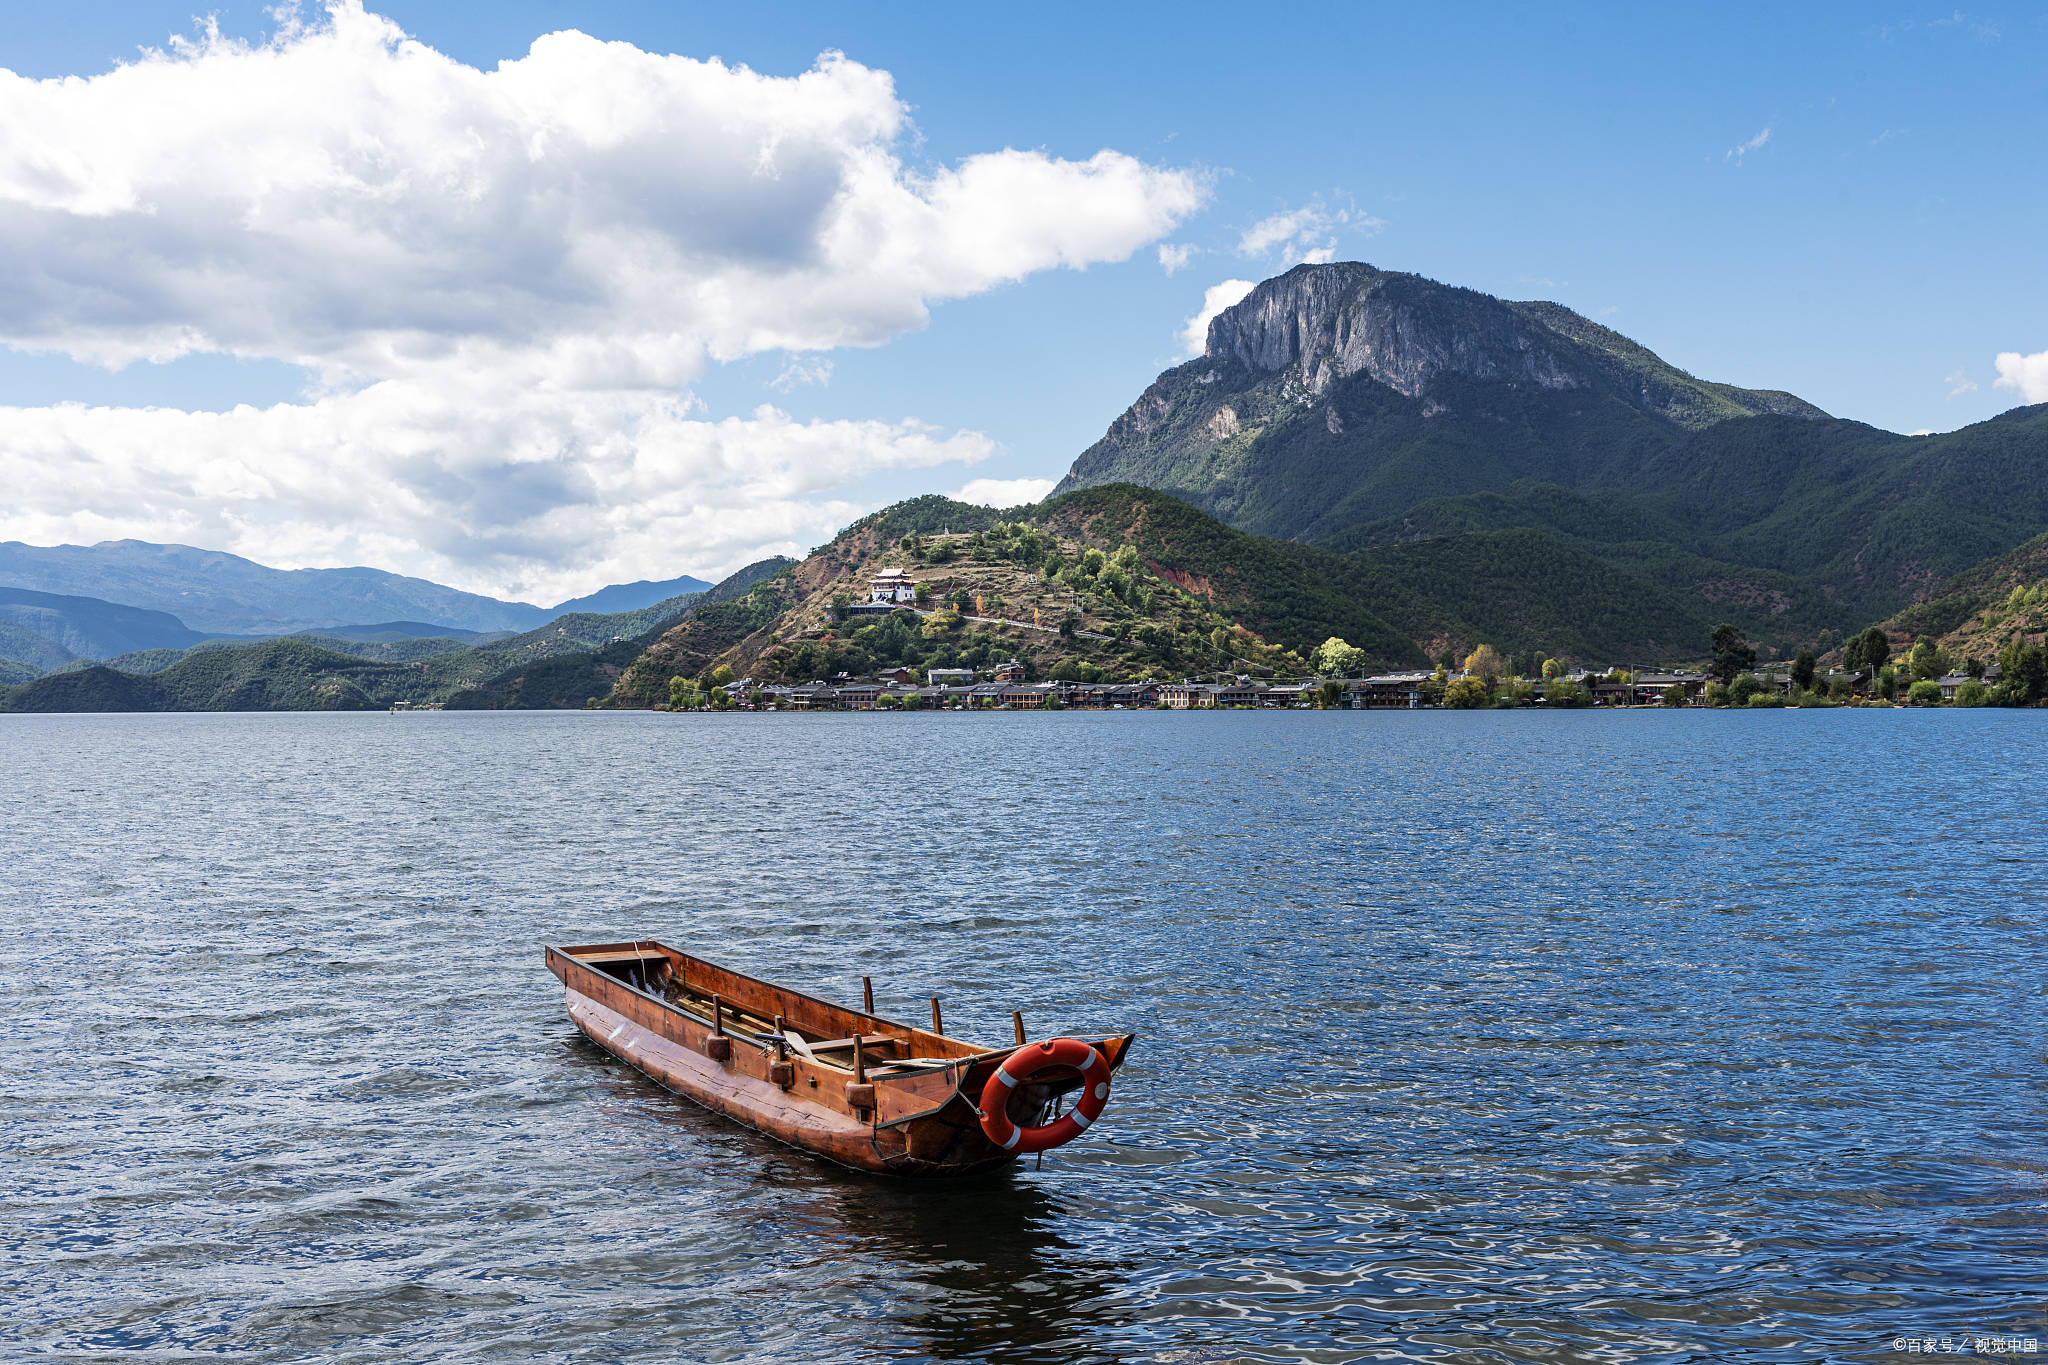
top-left (977, 1037), bottom-right (1112, 1155)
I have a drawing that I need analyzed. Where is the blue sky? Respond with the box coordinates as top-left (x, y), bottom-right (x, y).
top-left (0, 2), bottom-right (2042, 596)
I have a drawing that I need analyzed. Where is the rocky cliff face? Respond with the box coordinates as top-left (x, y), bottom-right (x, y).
top-left (1199, 263), bottom-right (1824, 424)
top-left (1206, 264), bottom-right (1586, 401)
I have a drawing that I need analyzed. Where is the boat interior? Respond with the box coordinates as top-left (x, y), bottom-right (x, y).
top-left (567, 943), bottom-right (990, 1078)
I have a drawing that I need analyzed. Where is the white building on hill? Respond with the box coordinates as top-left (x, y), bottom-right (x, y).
top-left (869, 569), bottom-right (917, 604)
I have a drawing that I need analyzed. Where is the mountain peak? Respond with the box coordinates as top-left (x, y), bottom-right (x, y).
top-left (1198, 261), bottom-right (1824, 427)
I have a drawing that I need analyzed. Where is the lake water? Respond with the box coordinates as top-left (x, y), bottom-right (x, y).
top-left (4, 709), bottom-right (2045, 1364)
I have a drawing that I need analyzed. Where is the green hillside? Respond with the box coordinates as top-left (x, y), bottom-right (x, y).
top-left (1041, 486), bottom-right (1717, 663)
top-left (0, 616), bottom-right (74, 675)
top-left (602, 504), bottom-right (1360, 705)
top-left (1876, 531), bottom-right (2048, 659)
top-left (1032, 485), bottom-right (1420, 664)
top-left (0, 639), bottom-right (406, 712)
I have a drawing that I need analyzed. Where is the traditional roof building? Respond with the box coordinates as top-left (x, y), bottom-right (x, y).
top-left (869, 568), bottom-right (917, 604)
top-left (1347, 671), bottom-right (1433, 708)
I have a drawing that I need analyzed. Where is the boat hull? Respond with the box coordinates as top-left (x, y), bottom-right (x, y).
top-left (548, 941), bottom-right (1133, 1176)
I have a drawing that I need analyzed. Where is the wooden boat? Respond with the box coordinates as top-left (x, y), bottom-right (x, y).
top-left (545, 940), bottom-right (1137, 1175)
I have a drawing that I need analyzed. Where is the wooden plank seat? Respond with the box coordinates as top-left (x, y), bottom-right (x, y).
top-left (807, 1034), bottom-right (899, 1054)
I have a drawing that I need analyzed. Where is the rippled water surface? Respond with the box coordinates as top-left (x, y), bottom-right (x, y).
top-left (4, 709), bottom-right (2046, 1364)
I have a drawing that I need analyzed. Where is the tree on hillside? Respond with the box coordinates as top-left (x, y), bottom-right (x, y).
top-left (1997, 637), bottom-right (2048, 703)
top-left (1790, 649), bottom-right (1817, 693)
top-left (1843, 626), bottom-right (1890, 677)
top-left (1710, 624), bottom-right (1756, 683)
top-left (1312, 636), bottom-right (1367, 678)
top-left (1463, 644), bottom-right (1504, 682)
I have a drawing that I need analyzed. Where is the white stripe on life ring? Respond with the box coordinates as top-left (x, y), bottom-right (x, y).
top-left (995, 1068), bottom-right (1020, 1088)
top-left (998, 1126), bottom-right (1020, 1149)
top-left (1070, 1110), bottom-right (1091, 1130)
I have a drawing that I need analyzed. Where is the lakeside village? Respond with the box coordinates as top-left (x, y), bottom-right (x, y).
top-left (656, 570), bottom-right (2035, 713)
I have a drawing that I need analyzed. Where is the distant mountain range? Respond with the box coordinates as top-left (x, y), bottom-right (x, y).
top-left (0, 539), bottom-right (714, 637)
top-left (548, 575), bottom-right (714, 617)
top-left (1056, 262), bottom-right (2048, 653)
top-left (0, 558), bottom-right (790, 713)
top-left (0, 539), bottom-right (723, 683)
top-left (0, 585), bottom-right (212, 681)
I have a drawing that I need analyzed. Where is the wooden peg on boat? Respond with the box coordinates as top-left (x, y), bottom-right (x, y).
top-left (863, 976), bottom-right (874, 1014)
top-left (930, 996), bottom-right (943, 1036)
top-left (1013, 1011), bottom-right (1027, 1046)
top-left (703, 993), bottom-right (731, 1062)
top-left (768, 1011), bottom-right (793, 1085)
top-left (846, 1034), bottom-right (874, 1114)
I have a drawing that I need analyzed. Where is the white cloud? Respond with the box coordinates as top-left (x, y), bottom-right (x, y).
top-left (0, 389), bottom-right (995, 604)
top-left (1994, 349), bottom-right (2048, 404)
top-left (1945, 367), bottom-right (1979, 398)
top-left (1177, 279), bottom-right (1257, 360)
top-left (0, 3), bottom-right (1208, 595)
top-left (1726, 127), bottom-right (1772, 164)
top-left (951, 476), bottom-right (1056, 508)
top-left (1157, 242), bottom-right (1196, 274)
top-left (768, 356), bottom-right (834, 392)
top-left (1239, 205), bottom-right (1327, 258)
top-left (1235, 198), bottom-right (1381, 268)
